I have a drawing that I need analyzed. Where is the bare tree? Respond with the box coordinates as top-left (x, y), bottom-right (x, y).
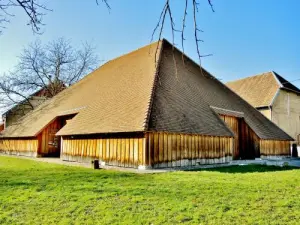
top-left (0, 37), bottom-right (98, 110)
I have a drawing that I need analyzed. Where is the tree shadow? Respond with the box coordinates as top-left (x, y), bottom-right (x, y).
top-left (187, 164), bottom-right (299, 173)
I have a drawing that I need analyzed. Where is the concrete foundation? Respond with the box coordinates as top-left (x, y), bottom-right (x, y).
top-left (0, 150), bottom-right (37, 158)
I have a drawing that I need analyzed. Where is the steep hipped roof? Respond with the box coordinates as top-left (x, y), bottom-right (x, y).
top-left (148, 43), bottom-right (292, 140)
top-left (0, 40), bottom-right (293, 141)
top-left (1, 41), bottom-right (161, 137)
top-left (226, 71), bottom-right (300, 108)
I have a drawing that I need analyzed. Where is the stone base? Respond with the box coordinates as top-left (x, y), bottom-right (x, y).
top-left (138, 165), bottom-right (153, 170)
top-left (61, 154), bottom-right (101, 164)
top-left (0, 150), bottom-right (37, 158)
top-left (60, 155), bottom-right (233, 170)
top-left (260, 155), bottom-right (290, 160)
top-left (151, 157), bottom-right (232, 169)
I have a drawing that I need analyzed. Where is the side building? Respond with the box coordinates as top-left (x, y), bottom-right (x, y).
top-left (227, 72), bottom-right (300, 145)
top-left (2, 83), bottom-right (65, 129)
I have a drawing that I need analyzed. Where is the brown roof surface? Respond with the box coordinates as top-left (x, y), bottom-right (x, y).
top-left (1, 41), bottom-right (161, 137)
top-left (0, 40), bottom-right (293, 141)
top-left (226, 72), bottom-right (280, 108)
top-left (148, 43), bottom-right (292, 140)
top-left (148, 43), bottom-right (233, 137)
top-left (210, 106), bottom-right (244, 118)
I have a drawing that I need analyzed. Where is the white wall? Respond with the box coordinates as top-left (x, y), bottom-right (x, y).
top-left (272, 89), bottom-right (300, 142)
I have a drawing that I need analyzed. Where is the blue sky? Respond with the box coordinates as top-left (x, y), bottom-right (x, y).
top-left (0, 0), bottom-right (299, 87)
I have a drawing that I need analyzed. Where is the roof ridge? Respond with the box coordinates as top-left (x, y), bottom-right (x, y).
top-left (272, 71), bottom-right (300, 94)
top-left (144, 40), bottom-right (164, 131)
top-left (271, 71), bottom-right (283, 87)
top-left (102, 40), bottom-right (161, 67)
top-left (226, 71), bottom-right (274, 84)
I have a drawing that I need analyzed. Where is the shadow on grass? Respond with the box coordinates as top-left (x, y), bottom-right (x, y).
top-left (188, 164), bottom-right (299, 173)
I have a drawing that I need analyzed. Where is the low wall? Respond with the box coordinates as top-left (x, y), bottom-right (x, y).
top-left (260, 140), bottom-right (291, 157)
top-left (145, 132), bottom-right (234, 168)
top-left (0, 139), bottom-right (38, 157)
top-left (61, 135), bottom-right (146, 168)
top-left (60, 133), bottom-right (234, 169)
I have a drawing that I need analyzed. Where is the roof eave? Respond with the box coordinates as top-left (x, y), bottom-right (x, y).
top-left (280, 87), bottom-right (300, 95)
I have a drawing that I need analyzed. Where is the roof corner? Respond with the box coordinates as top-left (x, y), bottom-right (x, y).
top-left (143, 38), bottom-right (165, 131)
top-left (271, 71), bottom-right (283, 88)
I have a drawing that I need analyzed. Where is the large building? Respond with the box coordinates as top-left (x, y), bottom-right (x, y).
top-left (0, 40), bottom-right (293, 169)
top-left (227, 71), bottom-right (300, 145)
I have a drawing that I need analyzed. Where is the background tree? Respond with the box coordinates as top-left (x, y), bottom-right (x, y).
top-left (0, 37), bottom-right (98, 110)
top-left (0, 0), bottom-right (214, 114)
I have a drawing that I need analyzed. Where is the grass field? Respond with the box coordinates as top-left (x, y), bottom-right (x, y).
top-left (1, 156), bottom-right (300, 225)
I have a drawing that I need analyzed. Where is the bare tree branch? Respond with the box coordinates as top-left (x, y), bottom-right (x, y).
top-left (181, 0), bottom-right (188, 62)
top-left (95, 0), bottom-right (111, 11)
top-left (0, 0), bottom-right (52, 34)
top-left (152, 0), bottom-right (215, 70)
top-left (207, 0), bottom-right (215, 12)
top-left (0, 0), bottom-right (111, 34)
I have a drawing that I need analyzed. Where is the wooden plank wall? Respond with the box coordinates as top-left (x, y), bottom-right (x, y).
top-left (37, 114), bottom-right (76, 156)
top-left (61, 133), bottom-right (233, 168)
top-left (0, 139), bottom-right (38, 157)
top-left (219, 115), bottom-right (239, 159)
top-left (0, 123), bottom-right (4, 132)
top-left (239, 120), bottom-right (260, 159)
top-left (260, 140), bottom-right (290, 157)
top-left (219, 114), bottom-right (260, 159)
top-left (37, 119), bottom-right (62, 156)
top-left (61, 137), bottom-right (146, 168)
top-left (145, 132), bottom-right (233, 168)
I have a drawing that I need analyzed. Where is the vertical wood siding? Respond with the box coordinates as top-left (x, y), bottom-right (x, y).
top-left (37, 119), bottom-right (62, 156)
top-left (61, 133), bottom-right (233, 168)
top-left (260, 140), bottom-right (290, 157)
top-left (37, 114), bottom-right (75, 156)
top-left (219, 114), bottom-right (260, 159)
top-left (239, 120), bottom-right (260, 159)
top-left (0, 139), bottom-right (38, 157)
top-left (145, 132), bottom-right (233, 168)
top-left (0, 123), bottom-right (4, 132)
top-left (61, 136), bottom-right (146, 168)
top-left (219, 115), bottom-right (240, 159)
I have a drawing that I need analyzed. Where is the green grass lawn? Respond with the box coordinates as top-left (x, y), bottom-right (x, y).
top-left (1, 156), bottom-right (300, 225)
